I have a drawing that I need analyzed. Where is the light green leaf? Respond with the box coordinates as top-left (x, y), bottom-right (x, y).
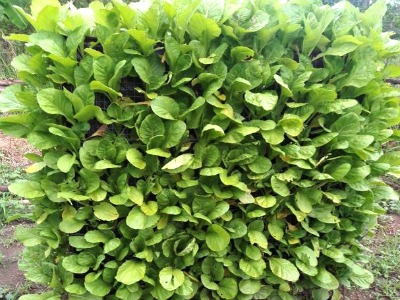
top-left (115, 261), bottom-right (146, 285)
top-left (164, 120), bottom-right (186, 148)
top-left (126, 206), bottom-right (159, 229)
top-left (90, 81), bottom-right (121, 100)
top-left (93, 160), bottom-right (121, 170)
top-left (217, 278), bottom-right (238, 299)
top-left (126, 148), bottom-right (146, 170)
top-left (151, 96), bottom-right (180, 120)
top-left (346, 260), bottom-right (374, 289)
top-left (37, 89), bottom-right (73, 119)
top-left (248, 230), bottom-right (268, 249)
top-left (59, 218), bottom-right (85, 234)
top-left (239, 279), bottom-right (261, 295)
top-left (206, 224), bottom-right (230, 251)
top-left (271, 175), bottom-right (290, 197)
top-left (139, 114), bottom-right (165, 144)
top-left (159, 267), bottom-right (185, 291)
top-left (84, 276), bottom-right (111, 297)
top-left (57, 153), bottom-right (76, 173)
top-left (162, 154), bottom-right (194, 173)
top-left (278, 114), bottom-right (303, 136)
top-left (261, 127), bottom-right (285, 145)
top-left (269, 258), bottom-right (300, 282)
top-left (93, 202), bottom-right (119, 221)
top-left (29, 32), bottom-right (66, 56)
top-left (248, 157), bottom-right (272, 174)
top-left (268, 221), bottom-right (284, 241)
top-left (141, 201), bottom-right (158, 216)
top-left (311, 268), bottom-right (339, 290)
top-left (189, 13), bottom-right (221, 44)
top-left (255, 195), bottom-right (276, 208)
top-left (9, 180), bottom-right (45, 198)
top-left (239, 258), bottom-right (266, 278)
top-left (245, 91), bottom-right (278, 111)
top-left (293, 246), bottom-right (318, 267)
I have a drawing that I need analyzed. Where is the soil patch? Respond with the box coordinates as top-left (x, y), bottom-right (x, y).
top-left (0, 223), bottom-right (26, 290)
top-left (0, 131), bottom-right (37, 167)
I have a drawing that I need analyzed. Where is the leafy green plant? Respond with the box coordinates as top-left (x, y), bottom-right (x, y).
top-left (0, 0), bottom-right (28, 29)
top-left (1, 0), bottom-right (400, 299)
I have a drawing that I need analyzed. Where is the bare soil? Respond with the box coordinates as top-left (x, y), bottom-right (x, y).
top-left (0, 224), bottom-right (26, 290)
top-left (0, 131), bottom-right (36, 167)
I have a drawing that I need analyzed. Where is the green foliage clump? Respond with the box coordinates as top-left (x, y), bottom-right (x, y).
top-left (1, 0), bottom-right (400, 299)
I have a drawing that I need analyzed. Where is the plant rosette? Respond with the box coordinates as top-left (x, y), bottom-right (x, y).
top-left (1, 0), bottom-right (400, 299)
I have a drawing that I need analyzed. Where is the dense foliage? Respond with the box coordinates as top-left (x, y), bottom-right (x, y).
top-left (1, 0), bottom-right (400, 299)
top-left (322, 0), bottom-right (400, 38)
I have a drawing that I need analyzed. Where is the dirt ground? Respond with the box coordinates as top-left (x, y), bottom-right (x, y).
top-left (0, 131), bottom-right (35, 167)
top-left (0, 224), bottom-right (26, 290)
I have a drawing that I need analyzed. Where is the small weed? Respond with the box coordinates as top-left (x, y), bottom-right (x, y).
top-left (360, 226), bottom-right (400, 299)
top-left (0, 282), bottom-right (37, 300)
top-left (0, 162), bottom-right (24, 186)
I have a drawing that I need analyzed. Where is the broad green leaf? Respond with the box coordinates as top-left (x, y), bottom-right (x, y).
top-left (84, 276), bottom-right (111, 297)
top-left (132, 56), bottom-right (166, 90)
top-left (206, 224), bottom-right (230, 251)
top-left (37, 89), bottom-right (73, 120)
top-left (16, 227), bottom-right (42, 247)
top-left (261, 127), bottom-right (285, 145)
top-left (278, 114), bottom-right (303, 136)
top-left (345, 260), bottom-right (374, 289)
top-left (189, 13), bottom-right (221, 44)
top-left (126, 148), bottom-right (146, 170)
top-left (115, 261), bottom-right (146, 285)
top-left (293, 246), bottom-right (318, 267)
top-left (248, 157), bottom-right (272, 174)
top-left (62, 255), bottom-right (92, 274)
top-left (93, 202), bottom-right (119, 221)
top-left (239, 258), bottom-right (266, 278)
top-left (217, 278), bottom-right (238, 299)
top-left (162, 154), bottom-right (194, 173)
top-left (90, 81), bottom-right (122, 100)
top-left (159, 267), bottom-right (185, 291)
top-left (268, 221), bottom-right (284, 241)
top-left (271, 175), bottom-right (290, 197)
top-left (29, 32), bottom-right (66, 56)
top-left (9, 180), bottom-right (45, 198)
top-left (151, 96), bottom-right (180, 120)
top-left (239, 279), bottom-right (261, 295)
top-left (141, 201), bottom-right (158, 216)
top-left (139, 114), bottom-right (165, 144)
top-left (126, 206), bottom-right (160, 229)
top-left (226, 219), bottom-right (247, 239)
top-left (255, 195), bottom-right (276, 208)
top-left (311, 268), bottom-right (339, 290)
top-left (296, 260), bottom-right (318, 276)
top-left (324, 35), bottom-right (362, 56)
top-left (248, 230), bottom-right (268, 249)
top-left (322, 247), bottom-right (345, 263)
top-left (245, 91), bottom-right (278, 112)
top-left (164, 120), bottom-right (187, 148)
top-left (269, 258), bottom-right (300, 282)
top-left (93, 160), bottom-right (121, 170)
top-left (59, 218), bottom-right (85, 234)
top-left (57, 153), bottom-right (76, 173)
top-left (231, 46), bottom-right (255, 61)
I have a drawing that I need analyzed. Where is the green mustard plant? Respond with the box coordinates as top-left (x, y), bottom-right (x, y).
top-left (1, 0), bottom-right (400, 299)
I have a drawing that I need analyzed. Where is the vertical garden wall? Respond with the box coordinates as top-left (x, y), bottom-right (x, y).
top-left (1, 0), bottom-right (400, 299)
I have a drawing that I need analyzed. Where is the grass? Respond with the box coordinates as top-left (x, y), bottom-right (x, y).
top-left (357, 213), bottom-right (400, 299)
top-left (0, 32), bottom-right (19, 80)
